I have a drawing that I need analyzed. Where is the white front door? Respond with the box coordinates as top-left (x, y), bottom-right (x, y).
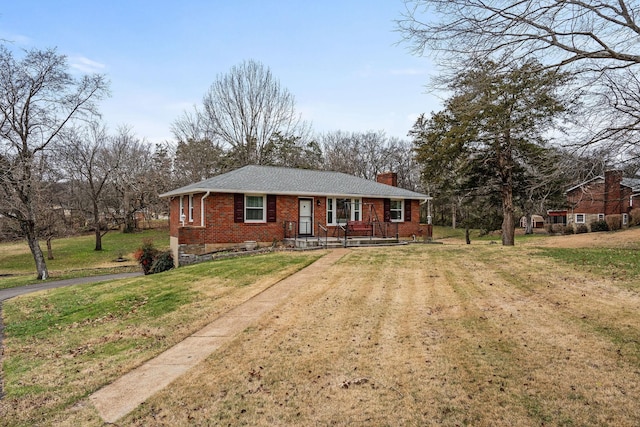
top-left (299, 198), bottom-right (313, 235)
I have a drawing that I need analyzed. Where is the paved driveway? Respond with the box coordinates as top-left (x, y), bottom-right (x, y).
top-left (0, 272), bottom-right (144, 302)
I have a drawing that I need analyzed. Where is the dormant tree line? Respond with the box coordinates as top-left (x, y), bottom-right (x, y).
top-left (5, 0), bottom-right (640, 278)
top-left (0, 52), bottom-right (419, 279)
top-left (397, 0), bottom-right (640, 245)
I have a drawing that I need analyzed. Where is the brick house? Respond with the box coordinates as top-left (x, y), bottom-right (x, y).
top-left (565, 170), bottom-right (640, 230)
top-left (160, 165), bottom-right (430, 264)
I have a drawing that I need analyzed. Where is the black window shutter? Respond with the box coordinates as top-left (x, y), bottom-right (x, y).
top-left (267, 195), bottom-right (277, 222)
top-left (234, 193), bottom-right (244, 223)
top-left (405, 199), bottom-right (412, 222)
top-left (383, 198), bottom-right (391, 222)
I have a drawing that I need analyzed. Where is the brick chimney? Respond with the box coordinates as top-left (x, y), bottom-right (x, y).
top-left (377, 172), bottom-right (397, 187)
top-left (604, 170), bottom-right (623, 215)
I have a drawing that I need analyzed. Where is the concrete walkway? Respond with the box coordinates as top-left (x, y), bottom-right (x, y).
top-left (89, 249), bottom-right (349, 423)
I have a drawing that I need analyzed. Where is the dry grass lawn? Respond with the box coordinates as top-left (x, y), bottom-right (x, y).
top-left (4, 230), bottom-right (640, 426)
top-left (125, 235), bottom-right (639, 426)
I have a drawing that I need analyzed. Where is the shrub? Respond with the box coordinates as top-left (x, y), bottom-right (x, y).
top-left (606, 214), bottom-right (622, 231)
top-left (590, 220), bottom-right (609, 232)
top-left (150, 251), bottom-right (174, 274)
top-left (547, 224), bottom-right (569, 235)
top-left (575, 224), bottom-right (588, 234)
top-left (134, 239), bottom-right (160, 275)
top-left (630, 208), bottom-right (640, 227)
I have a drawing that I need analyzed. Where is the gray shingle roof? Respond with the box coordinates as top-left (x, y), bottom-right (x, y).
top-left (160, 165), bottom-right (430, 200)
top-left (622, 177), bottom-right (640, 192)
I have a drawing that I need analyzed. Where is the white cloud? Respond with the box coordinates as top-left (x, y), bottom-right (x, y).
top-left (70, 56), bottom-right (106, 73)
top-left (0, 32), bottom-right (31, 45)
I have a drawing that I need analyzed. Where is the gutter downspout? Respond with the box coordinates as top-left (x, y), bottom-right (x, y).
top-left (201, 191), bottom-right (211, 227)
top-left (420, 197), bottom-right (432, 225)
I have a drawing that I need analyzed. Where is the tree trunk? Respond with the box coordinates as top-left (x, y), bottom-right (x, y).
top-left (22, 220), bottom-right (49, 280)
top-left (46, 236), bottom-right (54, 260)
top-left (93, 199), bottom-right (103, 251)
top-left (502, 195), bottom-right (515, 246)
top-left (95, 227), bottom-right (103, 251)
top-left (524, 212), bottom-right (533, 235)
top-left (499, 137), bottom-right (515, 246)
top-left (123, 191), bottom-right (136, 233)
top-left (451, 202), bottom-right (457, 229)
top-left (465, 227), bottom-right (471, 244)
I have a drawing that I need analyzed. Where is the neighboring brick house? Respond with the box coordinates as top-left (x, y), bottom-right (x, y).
top-left (565, 170), bottom-right (640, 230)
top-left (160, 165), bottom-right (430, 264)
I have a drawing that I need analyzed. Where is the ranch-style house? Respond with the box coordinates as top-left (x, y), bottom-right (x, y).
top-left (160, 165), bottom-right (431, 265)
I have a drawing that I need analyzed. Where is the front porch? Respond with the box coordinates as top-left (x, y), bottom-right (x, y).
top-left (283, 219), bottom-right (406, 248)
top-left (283, 235), bottom-right (406, 249)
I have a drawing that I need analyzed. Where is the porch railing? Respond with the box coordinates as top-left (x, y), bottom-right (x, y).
top-left (317, 223), bottom-right (328, 248)
top-left (283, 220), bottom-right (297, 239)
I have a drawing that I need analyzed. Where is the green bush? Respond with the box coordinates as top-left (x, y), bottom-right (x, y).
top-left (590, 220), bottom-right (609, 232)
top-left (150, 251), bottom-right (174, 274)
top-left (562, 225), bottom-right (574, 235)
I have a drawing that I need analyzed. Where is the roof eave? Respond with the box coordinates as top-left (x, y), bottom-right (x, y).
top-left (160, 188), bottom-right (430, 200)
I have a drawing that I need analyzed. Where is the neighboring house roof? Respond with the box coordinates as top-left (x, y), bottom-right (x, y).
top-left (160, 165), bottom-right (430, 200)
top-left (622, 177), bottom-right (640, 192)
top-left (566, 176), bottom-right (604, 193)
top-left (566, 175), bottom-right (640, 194)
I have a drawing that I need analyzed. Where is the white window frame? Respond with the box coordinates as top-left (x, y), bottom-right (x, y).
top-left (326, 197), bottom-right (362, 225)
top-left (179, 196), bottom-right (185, 224)
top-left (575, 213), bottom-right (585, 224)
top-left (623, 213), bottom-right (629, 225)
top-left (597, 213), bottom-right (605, 221)
top-left (326, 198), bottom-right (334, 225)
top-left (390, 199), bottom-right (404, 222)
top-left (245, 194), bottom-right (266, 223)
top-left (188, 194), bottom-right (194, 222)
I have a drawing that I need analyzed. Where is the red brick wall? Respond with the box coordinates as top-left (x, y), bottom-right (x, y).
top-left (567, 173), bottom-right (632, 216)
top-left (170, 193), bottom-right (423, 244)
top-left (376, 172), bottom-right (397, 187)
top-left (567, 182), bottom-right (606, 214)
top-left (604, 170), bottom-right (623, 215)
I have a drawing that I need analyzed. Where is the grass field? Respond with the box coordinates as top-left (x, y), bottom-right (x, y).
top-left (2, 229), bottom-right (640, 425)
top-left (0, 229), bottom-right (169, 289)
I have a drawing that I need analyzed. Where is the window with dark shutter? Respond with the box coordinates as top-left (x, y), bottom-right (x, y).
top-left (234, 193), bottom-right (244, 223)
top-left (383, 198), bottom-right (391, 223)
top-left (405, 199), bottom-right (412, 222)
top-left (267, 195), bottom-right (276, 222)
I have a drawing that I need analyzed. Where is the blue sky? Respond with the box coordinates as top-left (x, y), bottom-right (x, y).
top-left (1, 1), bottom-right (440, 144)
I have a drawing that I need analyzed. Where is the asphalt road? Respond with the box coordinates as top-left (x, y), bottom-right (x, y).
top-left (0, 272), bottom-right (144, 302)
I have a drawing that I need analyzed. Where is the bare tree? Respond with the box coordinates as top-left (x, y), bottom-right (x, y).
top-left (109, 127), bottom-right (157, 232)
top-left (321, 130), bottom-right (420, 190)
top-left (57, 123), bottom-right (125, 251)
top-left (397, 0), bottom-right (640, 152)
top-left (195, 59), bottom-right (309, 166)
top-left (398, 0), bottom-right (640, 71)
top-left (0, 46), bottom-right (108, 279)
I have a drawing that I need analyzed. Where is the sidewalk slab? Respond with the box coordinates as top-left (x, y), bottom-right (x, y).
top-left (90, 249), bottom-right (348, 423)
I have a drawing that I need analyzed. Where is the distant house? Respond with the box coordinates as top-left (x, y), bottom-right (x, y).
top-left (519, 215), bottom-right (544, 229)
top-left (563, 170), bottom-right (640, 230)
top-left (160, 165), bottom-right (430, 265)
